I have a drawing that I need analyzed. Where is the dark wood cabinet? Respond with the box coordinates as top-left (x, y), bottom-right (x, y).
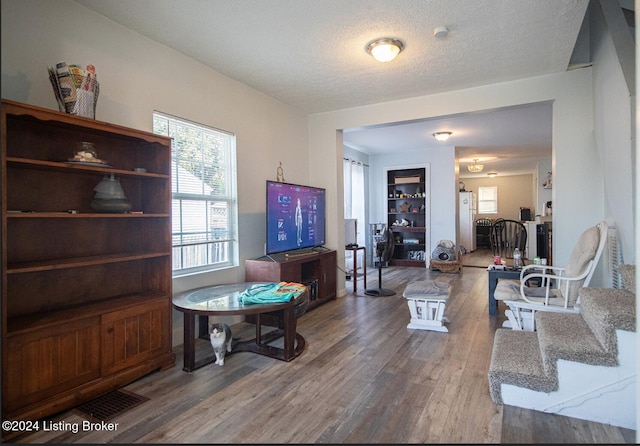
top-left (245, 250), bottom-right (337, 312)
top-left (1, 99), bottom-right (175, 424)
top-left (4, 317), bottom-right (102, 416)
top-left (101, 298), bottom-right (172, 375)
top-left (386, 167), bottom-right (427, 267)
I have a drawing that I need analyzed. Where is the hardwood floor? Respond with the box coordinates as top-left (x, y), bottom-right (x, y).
top-left (12, 252), bottom-right (636, 444)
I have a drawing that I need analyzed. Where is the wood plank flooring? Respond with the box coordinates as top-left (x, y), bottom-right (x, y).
top-left (12, 250), bottom-right (636, 443)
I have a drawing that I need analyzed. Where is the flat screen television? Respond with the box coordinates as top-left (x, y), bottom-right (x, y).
top-left (266, 180), bottom-right (326, 255)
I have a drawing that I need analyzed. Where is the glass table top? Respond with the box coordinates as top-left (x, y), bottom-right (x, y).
top-left (173, 282), bottom-right (296, 314)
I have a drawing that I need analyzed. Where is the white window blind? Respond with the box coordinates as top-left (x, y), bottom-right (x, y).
top-left (478, 186), bottom-right (498, 214)
top-left (153, 112), bottom-right (238, 275)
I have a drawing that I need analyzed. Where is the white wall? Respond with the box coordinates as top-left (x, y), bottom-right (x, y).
top-left (0, 0), bottom-right (310, 296)
top-left (463, 174), bottom-right (535, 222)
top-left (591, 1), bottom-right (635, 264)
top-left (536, 159), bottom-right (553, 217)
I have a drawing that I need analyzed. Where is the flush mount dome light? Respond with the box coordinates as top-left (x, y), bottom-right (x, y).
top-left (366, 38), bottom-right (405, 62)
top-left (432, 131), bottom-right (452, 142)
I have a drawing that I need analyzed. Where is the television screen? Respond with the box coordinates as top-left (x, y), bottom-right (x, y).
top-left (266, 180), bottom-right (326, 255)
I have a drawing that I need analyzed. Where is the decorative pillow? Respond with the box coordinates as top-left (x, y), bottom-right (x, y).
top-left (403, 280), bottom-right (450, 297)
top-left (566, 225), bottom-right (599, 275)
top-left (565, 225), bottom-right (600, 304)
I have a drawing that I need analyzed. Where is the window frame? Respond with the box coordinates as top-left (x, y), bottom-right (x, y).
top-left (153, 111), bottom-right (238, 277)
top-left (478, 186), bottom-right (498, 214)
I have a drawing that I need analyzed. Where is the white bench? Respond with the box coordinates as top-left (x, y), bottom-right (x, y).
top-left (403, 280), bottom-right (451, 332)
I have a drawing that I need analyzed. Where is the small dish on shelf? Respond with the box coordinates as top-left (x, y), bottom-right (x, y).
top-left (66, 160), bottom-right (112, 168)
top-left (67, 141), bottom-right (109, 166)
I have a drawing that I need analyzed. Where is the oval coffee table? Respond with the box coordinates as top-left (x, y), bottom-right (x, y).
top-left (173, 282), bottom-right (307, 371)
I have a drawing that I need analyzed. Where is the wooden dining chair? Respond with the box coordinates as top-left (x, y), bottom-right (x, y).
top-left (490, 219), bottom-right (527, 259)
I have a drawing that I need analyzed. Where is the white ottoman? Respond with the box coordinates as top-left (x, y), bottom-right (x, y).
top-left (403, 280), bottom-right (451, 332)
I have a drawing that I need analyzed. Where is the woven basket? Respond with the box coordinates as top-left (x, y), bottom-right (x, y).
top-left (293, 290), bottom-right (309, 318)
top-left (429, 259), bottom-right (462, 274)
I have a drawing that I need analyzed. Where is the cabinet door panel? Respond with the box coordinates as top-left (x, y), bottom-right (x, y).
top-left (319, 251), bottom-right (337, 299)
top-left (3, 317), bottom-right (101, 414)
top-left (101, 299), bottom-right (170, 375)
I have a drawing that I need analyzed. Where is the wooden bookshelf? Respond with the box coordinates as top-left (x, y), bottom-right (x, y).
top-left (1, 99), bottom-right (175, 424)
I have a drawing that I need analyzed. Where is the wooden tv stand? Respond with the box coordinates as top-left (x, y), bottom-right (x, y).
top-left (245, 249), bottom-right (337, 313)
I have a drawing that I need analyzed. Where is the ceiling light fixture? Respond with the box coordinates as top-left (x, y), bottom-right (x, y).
top-left (468, 159), bottom-right (484, 173)
top-left (432, 131), bottom-right (452, 141)
top-left (487, 172), bottom-right (497, 177)
top-left (366, 38), bottom-right (405, 63)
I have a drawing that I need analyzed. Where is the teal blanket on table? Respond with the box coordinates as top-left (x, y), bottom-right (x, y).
top-left (239, 282), bottom-right (306, 304)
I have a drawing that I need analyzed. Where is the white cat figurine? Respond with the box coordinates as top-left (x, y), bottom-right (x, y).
top-left (209, 323), bottom-right (232, 366)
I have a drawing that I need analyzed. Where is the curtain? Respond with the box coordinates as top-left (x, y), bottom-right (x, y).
top-left (351, 162), bottom-right (366, 247)
top-left (343, 158), bottom-right (352, 218)
top-left (344, 158), bottom-right (367, 270)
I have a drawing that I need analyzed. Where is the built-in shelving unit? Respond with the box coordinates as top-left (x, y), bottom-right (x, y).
top-left (1, 99), bottom-right (175, 425)
top-left (387, 167), bottom-right (428, 267)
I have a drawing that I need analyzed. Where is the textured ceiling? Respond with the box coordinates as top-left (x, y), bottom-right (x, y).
top-left (74, 0), bottom-right (588, 114)
top-left (73, 0), bottom-right (590, 177)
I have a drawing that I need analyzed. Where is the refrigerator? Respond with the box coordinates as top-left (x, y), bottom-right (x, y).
top-left (459, 191), bottom-right (476, 252)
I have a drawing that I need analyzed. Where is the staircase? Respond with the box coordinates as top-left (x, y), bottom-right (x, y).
top-left (488, 281), bottom-right (637, 429)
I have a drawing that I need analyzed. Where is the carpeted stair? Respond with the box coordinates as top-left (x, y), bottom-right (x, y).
top-left (488, 265), bottom-right (636, 418)
top-left (488, 311), bottom-right (623, 404)
top-left (579, 287), bottom-right (636, 354)
top-left (488, 330), bottom-right (554, 402)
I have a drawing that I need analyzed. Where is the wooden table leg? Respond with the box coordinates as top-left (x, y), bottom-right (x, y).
top-left (488, 272), bottom-right (498, 316)
top-left (182, 313), bottom-right (218, 372)
top-left (255, 313), bottom-right (262, 343)
top-left (182, 313), bottom-right (196, 372)
top-left (282, 306), bottom-right (295, 360)
top-left (179, 303), bottom-right (305, 371)
top-left (198, 314), bottom-right (208, 339)
top-left (362, 247), bottom-right (366, 289)
top-left (353, 250), bottom-right (358, 292)
top-left (348, 246), bottom-right (367, 292)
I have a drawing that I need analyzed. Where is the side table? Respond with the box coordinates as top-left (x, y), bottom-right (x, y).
top-left (345, 245), bottom-right (366, 292)
top-left (487, 264), bottom-right (544, 316)
top-left (173, 282), bottom-right (306, 371)
top-left (487, 268), bottom-right (521, 316)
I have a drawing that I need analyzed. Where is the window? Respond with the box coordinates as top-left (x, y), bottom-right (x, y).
top-left (343, 158), bottom-right (367, 247)
top-left (153, 112), bottom-right (238, 276)
top-left (478, 186), bottom-right (498, 214)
